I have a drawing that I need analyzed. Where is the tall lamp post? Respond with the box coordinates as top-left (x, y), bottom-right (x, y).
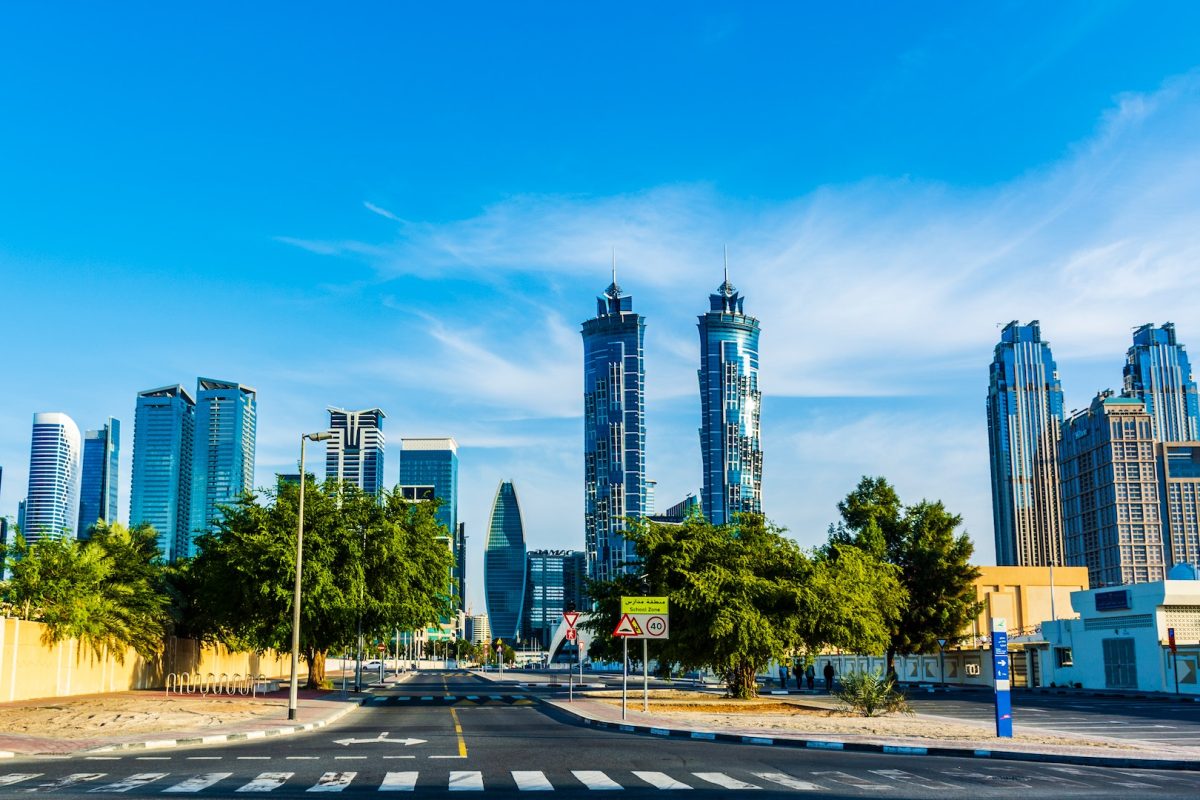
top-left (288, 430), bottom-right (335, 721)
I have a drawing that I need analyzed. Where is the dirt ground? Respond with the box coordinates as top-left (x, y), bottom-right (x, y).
top-left (0, 692), bottom-right (286, 739)
top-left (582, 689), bottom-right (1157, 750)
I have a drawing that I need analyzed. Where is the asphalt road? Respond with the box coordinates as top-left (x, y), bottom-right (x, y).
top-left (1, 671), bottom-right (1198, 798)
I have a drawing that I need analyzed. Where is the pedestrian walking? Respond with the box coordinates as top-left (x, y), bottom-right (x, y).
top-left (805, 663), bottom-right (816, 691)
top-left (778, 664), bottom-right (789, 688)
top-left (823, 661), bottom-right (835, 692)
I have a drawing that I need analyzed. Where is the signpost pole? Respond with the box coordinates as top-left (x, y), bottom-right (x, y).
top-left (622, 638), bottom-right (628, 720)
top-left (643, 639), bottom-right (649, 713)
top-left (991, 618), bottom-right (1013, 738)
top-left (1169, 628), bottom-right (1179, 695)
top-left (937, 638), bottom-right (946, 686)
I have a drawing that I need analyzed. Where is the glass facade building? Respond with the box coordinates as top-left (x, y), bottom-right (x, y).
top-left (325, 407), bottom-right (386, 495)
top-left (1157, 442), bottom-right (1200, 571)
top-left (697, 268), bottom-right (762, 525)
top-left (189, 378), bottom-right (257, 556)
top-left (1123, 323), bottom-right (1200, 443)
top-left (581, 272), bottom-right (646, 583)
top-left (131, 385), bottom-right (196, 561)
top-left (398, 438), bottom-right (458, 534)
top-left (1059, 392), bottom-right (1166, 587)
top-left (484, 480), bottom-right (527, 642)
top-left (987, 320), bottom-right (1067, 566)
top-left (78, 418), bottom-right (120, 538)
top-left (24, 412), bottom-right (82, 542)
top-left (524, 549), bottom-right (586, 649)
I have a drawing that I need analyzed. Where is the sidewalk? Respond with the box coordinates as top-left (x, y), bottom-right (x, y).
top-left (0, 685), bottom-right (373, 758)
top-left (538, 691), bottom-right (1200, 771)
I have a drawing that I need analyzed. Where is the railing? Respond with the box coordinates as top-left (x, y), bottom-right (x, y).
top-left (165, 672), bottom-right (276, 697)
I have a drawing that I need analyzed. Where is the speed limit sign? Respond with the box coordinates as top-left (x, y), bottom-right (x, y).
top-left (628, 613), bottom-right (669, 639)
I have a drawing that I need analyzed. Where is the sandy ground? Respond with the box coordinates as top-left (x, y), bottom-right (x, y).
top-left (0, 693), bottom-right (286, 739)
top-left (582, 689), bottom-right (1155, 750)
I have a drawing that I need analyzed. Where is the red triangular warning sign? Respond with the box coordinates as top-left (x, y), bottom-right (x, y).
top-left (562, 611), bottom-right (580, 629)
top-left (613, 614), bottom-right (642, 637)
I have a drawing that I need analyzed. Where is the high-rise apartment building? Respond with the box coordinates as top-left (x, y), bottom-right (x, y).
top-left (398, 438), bottom-right (458, 534)
top-left (649, 493), bottom-right (700, 525)
top-left (130, 385), bottom-right (196, 561)
top-left (467, 614), bottom-right (492, 647)
top-left (1157, 442), bottom-right (1200, 570)
top-left (581, 270), bottom-right (647, 583)
top-left (1123, 323), bottom-right (1200, 443)
top-left (987, 320), bottom-right (1067, 567)
top-left (524, 549), bottom-right (586, 649)
top-left (454, 522), bottom-right (467, 611)
top-left (1060, 392), bottom-right (1166, 587)
top-left (485, 480), bottom-right (527, 642)
top-left (325, 408), bottom-right (386, 495)
top-left (78, 418), bottom-right (120, 538)
top-left (698, 264), bottom-right (762, 525)
top-left (189, 378), bottom-right (257, 555)
top-left (23, 412), bottom-right (82, 542)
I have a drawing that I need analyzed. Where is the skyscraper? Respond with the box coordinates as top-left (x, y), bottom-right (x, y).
top-left (189, 377), bottom-right (257, 555)
top-left (986, 320), bottom-right (1067, 567)
top-left (454, 522), bottom-right (467, 611)
top-left (325, 407), bottom-right (386, 495)
top-left (24, 412), bottom-right (82, 541)
top-left (697, 261), bottom-right (762, 525)
top-left (1059, 392), bottom-right (1166, 587)
top-left (1123, 323), bottom-right (1200, 443)
top-left (581, 266), bottom-right (646, 583)
top-left (398, 438), bottom-right (458, 534)
top-left (524, 549), bottom-right (586, 650)
top-left (78, 418), bottom-right (120, 538)
top-left (1156, 442), bottom-right (1200, 571)
top-left (485, 480), bottom-right (527, 642)
top-left (131, 385), bottom-right (196, 561)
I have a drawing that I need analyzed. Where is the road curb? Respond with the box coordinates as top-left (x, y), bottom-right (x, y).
top-left (55, 696), bottom-right (370, 757)
top-left (542, 700), bottom-right (1200, 772)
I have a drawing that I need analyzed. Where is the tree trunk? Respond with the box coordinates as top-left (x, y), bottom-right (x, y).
top-left (726, 662), bottom-right (759, 699)
top-left (304, 648), bottom-right (327, 689)
top-left (885, 645), bottom-right (896, 679)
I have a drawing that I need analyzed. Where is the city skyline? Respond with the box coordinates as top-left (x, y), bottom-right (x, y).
top-left (4, 6), bottom-right (1200, 610)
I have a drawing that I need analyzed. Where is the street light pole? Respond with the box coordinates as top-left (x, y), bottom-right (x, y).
top-left (288, 431), bottom-right (334, 722)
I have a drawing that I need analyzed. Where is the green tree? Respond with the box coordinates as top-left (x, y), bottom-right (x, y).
top-left (0, 523), bottom-right (172, 661)
top-left (586, 513), bottom-right (807, 699)
top-left (831, 476), bottom-right (983, 673)
top-left (189, 479), bottom-right (454, 688)
top-left (798, 543), bottom-right (906, 660)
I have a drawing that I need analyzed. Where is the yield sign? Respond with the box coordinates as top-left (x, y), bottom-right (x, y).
top-left (562, 611), bottom-right (580, 629)
top-left (613, 614), bottom-right (642, 637)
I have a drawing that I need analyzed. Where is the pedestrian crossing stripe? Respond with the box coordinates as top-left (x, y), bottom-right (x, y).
top-left (0, 767), bottom-right (1184, 793)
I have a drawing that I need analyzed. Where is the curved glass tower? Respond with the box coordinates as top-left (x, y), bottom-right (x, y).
top-left (987, 321), bottom-right (1066, 567)
top-left (24, 412), bottom-right (82, 542)
top-left (189, 377), bottom-right (257, 556)
top-left (131, 385), bottom-right (195, 561)
top-left (581, 268), bottom-right (646, 583)
top-left (484, 480), bottom-right (527, 642)
top-left (697, 265), bottom-right (762, 525)
top-left (1123, 322), bottom-right (1200, 443)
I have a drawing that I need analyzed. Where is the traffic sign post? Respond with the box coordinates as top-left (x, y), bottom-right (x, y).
top-left (615, 597), bottom-right (670, 717)
top-left (1169, 627), bottom-right (1179, 695)
top-left (991, 618), bottom-right (1013, 738)
top-left (937, 638), bottom-right (947, 686)
top-left (563, 611), bottom-right (580, 703)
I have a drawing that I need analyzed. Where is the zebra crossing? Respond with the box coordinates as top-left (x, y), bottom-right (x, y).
top-left (0, 767), bottom-right (1196, 794)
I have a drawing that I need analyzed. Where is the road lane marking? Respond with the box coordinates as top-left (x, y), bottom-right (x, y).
top-left (870, 769), bottom-right (958, 790)
top-left (26, 773), bottom-right (106, 792)
top-left (89, 773), bottom-right (168, 793)
top-left (430, 755), bottom-right (468, 759)
top-left (633, 771), bottom-right (692, 789)
top-left (236, 772), bottom-right (293, 792)
top-left (84, 758), bottom-right (121, 761)
top-left (334, 756), bottom-right (366, 760)
top-left (238, 757), bottom-right (272, 760)
top-left (163, 773), bottom-right (233, 793)
top-left (450, 706), bottom-right (468, 757)
top-left (448, 771), bottom-right (484, 791)
top-left (938, 769), bottom-right (1031, 788)
top-left (134, 757), bottom-right (170, 761)
top-left (692, 773), bottom-right (761, 790)
top-left (0, 774), bottom-right (41, 787)
top-left (813, 771), bottom-right (891, 790)
top-left (287, 757), bottom-right (320, 760)
top-left (572, 771), bottom-right (623, 790)
top-left (754, 772), bottom-right (822, 791)
top-left (186, 757), bottom-right (222, 761)
top-left (383, 756), bottom-right (416, 760)
top-left (380, 772), bottom-right (419, 791)
top-left (512, 771), bottom-right (555, 791)
top-left (308, 772), bottom-right (356, 792)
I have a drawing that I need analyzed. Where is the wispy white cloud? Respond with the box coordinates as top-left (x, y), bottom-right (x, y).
top-left (363, 201), bottom-right (404, 223)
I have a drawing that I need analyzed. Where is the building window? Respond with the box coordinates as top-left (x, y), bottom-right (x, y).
top-left (1055, 647), bottom-right (1073, 667)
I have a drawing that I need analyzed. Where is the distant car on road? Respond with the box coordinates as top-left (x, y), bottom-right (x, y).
top-left (364, 660), bottom-right (383, 670)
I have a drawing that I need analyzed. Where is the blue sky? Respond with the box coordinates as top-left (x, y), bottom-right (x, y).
top-left (3, 3), bottom-right (1200, 609)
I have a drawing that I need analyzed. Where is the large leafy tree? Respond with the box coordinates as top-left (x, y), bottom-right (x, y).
top-left (189, 479), bottom-right (453, 688)
top-left (830, 476), bottom-right (983, 672)
top-left (0, 522), bottom-right (172, 661)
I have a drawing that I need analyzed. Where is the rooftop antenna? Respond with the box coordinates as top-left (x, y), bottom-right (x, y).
top-left (612, 247), bottom-right (617, 288)
top-left (723, 244), bottom-right (729, 285)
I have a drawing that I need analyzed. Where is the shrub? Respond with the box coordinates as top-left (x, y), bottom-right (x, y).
top-left (834, 669), bottom-right (913, 717)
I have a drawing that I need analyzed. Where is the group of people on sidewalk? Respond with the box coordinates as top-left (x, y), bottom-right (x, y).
top-left (776, 661), bottom-right (836, 692)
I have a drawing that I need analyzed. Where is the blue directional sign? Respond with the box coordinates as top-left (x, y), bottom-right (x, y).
top-left (991, 618), bottom-right (1013, 738)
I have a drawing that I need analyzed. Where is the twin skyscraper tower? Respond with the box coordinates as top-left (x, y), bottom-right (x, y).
top-left (581, 260), bottom-right (763, 584)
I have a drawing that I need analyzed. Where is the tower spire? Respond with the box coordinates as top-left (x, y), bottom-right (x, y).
top-left (719, 245), bottom-right (736, 296)
top-left (612, 247), bottom-right (617, 288)
top-left (724, 244), bottom-right (729, 285)
top-left (605, 247), bottom-right (622, 299)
